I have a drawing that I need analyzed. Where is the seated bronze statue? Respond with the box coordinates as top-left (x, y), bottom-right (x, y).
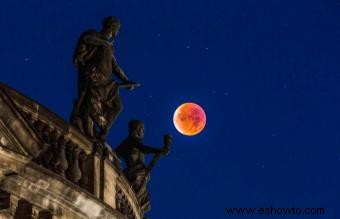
top-left (115, 120), bottom-right (171, 214)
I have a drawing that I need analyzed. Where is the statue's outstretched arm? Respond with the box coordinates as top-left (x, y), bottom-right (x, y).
top-left (138, 135), bottom-right (172, 155)
top-left (112, 55), bottom-right (129, 82)
top-left (137, 143), bottom-right (163, 154)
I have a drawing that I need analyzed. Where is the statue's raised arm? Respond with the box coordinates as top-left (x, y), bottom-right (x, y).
top-left (115, 120), bottom-right (172, 214)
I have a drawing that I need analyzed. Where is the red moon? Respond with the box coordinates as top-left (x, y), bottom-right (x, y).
top-left (173, 103), bottom-right (206, 136)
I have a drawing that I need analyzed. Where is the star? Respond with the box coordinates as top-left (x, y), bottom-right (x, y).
top-left (186, 45), bottom-right (190, 49)
top-left (24, 57), bottom-right (29, 62)
top-left (224, 92), bottom-right (229, 96)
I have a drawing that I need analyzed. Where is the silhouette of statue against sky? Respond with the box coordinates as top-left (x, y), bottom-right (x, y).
top-left (115, 120), bottom-right (171, 214)
top-left (71, 17), bottom-right (139, 141)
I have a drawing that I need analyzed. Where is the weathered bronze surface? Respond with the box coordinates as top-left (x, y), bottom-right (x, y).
top-left (0, 16), bottom-right (172, 219)
top-left (115, 120), bottom-right (171, 214)
top-left (70, 17), bottom-right (140, 141)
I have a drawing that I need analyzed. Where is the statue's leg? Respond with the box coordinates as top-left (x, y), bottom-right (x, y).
top-left (70, 95), bottom-right (85, 133)
top-left (136, 174), bottom-right (151, 213)
top-left (70, 98), bottom-right (78, 123)
top-left (71, 71), bottom-right (88, 132)
top-left (83, 107), bottom-right (95, 139)
top-left (98, 94), bottom-right (123, 140)
top-left (78, 73), bottom-right (87, 97)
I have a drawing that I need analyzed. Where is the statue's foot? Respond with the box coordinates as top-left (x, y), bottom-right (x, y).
top-left (71, 117), bottom-right (85, 134)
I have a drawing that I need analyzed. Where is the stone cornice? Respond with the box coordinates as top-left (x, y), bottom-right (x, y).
top-left (0, 83), bottom-right (143, 219)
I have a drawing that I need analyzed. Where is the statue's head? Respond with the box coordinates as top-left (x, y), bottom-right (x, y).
top-left (102, 16), bottom-right (121, 39)
top-left (128, 119), bottom-right (145, 139)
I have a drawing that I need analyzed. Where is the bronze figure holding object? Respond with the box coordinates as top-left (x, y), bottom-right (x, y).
top-left (115, 120), bottom-right (172, 214)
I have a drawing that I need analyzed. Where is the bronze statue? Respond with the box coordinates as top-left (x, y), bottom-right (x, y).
top-left (71, 17), bottom-right (139, 141)
top-left (115, 120), bottom-right (171, 214)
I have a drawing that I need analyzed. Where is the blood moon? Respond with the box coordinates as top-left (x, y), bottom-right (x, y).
top-left (173, 103), bottom-right (206, 136)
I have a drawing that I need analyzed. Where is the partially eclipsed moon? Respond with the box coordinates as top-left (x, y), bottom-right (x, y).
top-left (173, 103), bottom-right (206, 136)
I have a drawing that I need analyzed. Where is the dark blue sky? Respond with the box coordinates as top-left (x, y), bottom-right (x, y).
top-left (1, 0), bottom-right (339, 218)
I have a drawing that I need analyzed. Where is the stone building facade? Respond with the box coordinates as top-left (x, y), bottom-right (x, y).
top-left (0, 83), bottom-right (143, 219)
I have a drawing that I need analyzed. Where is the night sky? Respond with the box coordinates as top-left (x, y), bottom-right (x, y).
top-left (1, 0), bottom-right (339, 218)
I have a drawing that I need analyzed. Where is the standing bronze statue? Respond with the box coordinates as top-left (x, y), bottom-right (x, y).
top-left (115, 120), bottom-right (172, 214)
top-left (71, 17), bottom-right (139, 141)
top-left (70, 17), bottom-right (172, 218)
